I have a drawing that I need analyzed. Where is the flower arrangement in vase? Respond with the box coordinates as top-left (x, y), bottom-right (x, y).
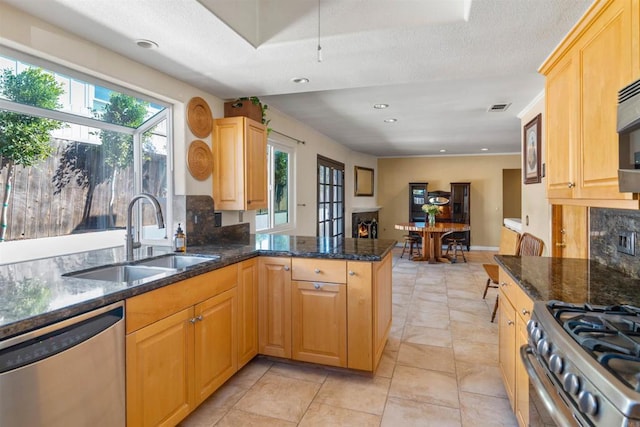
top-left (421, 204), bottom-right (441, 226)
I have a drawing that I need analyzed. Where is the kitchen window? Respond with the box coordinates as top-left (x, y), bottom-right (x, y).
top-left (0, 48), bottom-right (172, 261)
top-left (255, 140), bottom-right (294, 232)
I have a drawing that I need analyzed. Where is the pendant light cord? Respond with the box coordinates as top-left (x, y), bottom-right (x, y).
top-left (317, 0), bottom-right (322, 62)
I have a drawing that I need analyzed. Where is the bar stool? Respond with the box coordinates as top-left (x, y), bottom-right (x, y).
top-left (444, 236), bottom-right (466, 263)
top-left (400, 234), bottom-right (420, 259)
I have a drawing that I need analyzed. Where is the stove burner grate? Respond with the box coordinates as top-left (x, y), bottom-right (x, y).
top-left (551, 301), bottom-right (640, 392)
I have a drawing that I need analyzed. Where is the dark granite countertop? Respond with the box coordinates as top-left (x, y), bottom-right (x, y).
top-left (0, 234), bottom-right (396, 340)
top-left (495, 255), bottom-right (640, 307)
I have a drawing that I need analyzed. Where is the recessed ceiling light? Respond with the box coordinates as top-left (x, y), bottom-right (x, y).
top-left (135, 39), bottom-right (158, 49)
top-left (292, 77), bottom-right (310, 84)
top-left (481, 148), bottom-right (489, 151)
top-left (373, 103), bottom-right (389, 109)
top-left (384, 118), bottom-right (397, 123)
top-left (439, 149), bottom-right (446, 153)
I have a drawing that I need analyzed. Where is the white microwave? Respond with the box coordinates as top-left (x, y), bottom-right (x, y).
top-left (618, 78), bottom-right (640, 192)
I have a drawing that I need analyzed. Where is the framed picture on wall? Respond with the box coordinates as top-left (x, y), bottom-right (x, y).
top-left (354, 166), bottom-right (374, 196)
top-left (523, 113), bottom-right (542, 184)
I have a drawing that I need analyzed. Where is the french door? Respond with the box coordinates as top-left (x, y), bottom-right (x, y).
top-left (317, 156), bottom-right (345, 238)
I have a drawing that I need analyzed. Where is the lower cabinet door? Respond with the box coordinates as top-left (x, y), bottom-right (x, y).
top-left (292, 280), bottom-right (347, 367)
top-left (238, 258), bottom-right (259, 368)
top-left (515, 316), bottom-right (530, 427)
top-left (126, 307), bottom-right (195, 427)
top-left (258, 257), bottom-right (292, 358)
top-left (498, 294), bottom-right (517, 410)
top-left (194, 287), bottom-right (238, 405)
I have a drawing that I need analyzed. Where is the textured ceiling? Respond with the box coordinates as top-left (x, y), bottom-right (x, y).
top-left (1, 0), bottom-right (594, 156)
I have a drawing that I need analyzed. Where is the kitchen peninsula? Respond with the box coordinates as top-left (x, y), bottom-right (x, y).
top-left (0, 234), bottom-right (395, 425)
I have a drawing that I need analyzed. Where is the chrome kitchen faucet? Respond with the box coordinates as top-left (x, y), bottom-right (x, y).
top-left (126, 193), bottom-right (165, 261)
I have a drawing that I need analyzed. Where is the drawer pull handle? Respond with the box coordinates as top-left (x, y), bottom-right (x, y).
top-left (500, 282), bottom-right (507, 287)
top-left (522, 309), bottom-right (530, 315)
top-left (314, 283), bottom-right (321, 289)
top-left (507, 320), bottom-right (514, 326)
top-left (284, 266), bottom-right (290, 271)
top-left (314, 268), bottom-right (321, 274)
top-left (189, 315), bottom-right (203, 324)
top-left (568, 182), bottom-right (575, 188)
top-left (348, 270), bottom-right (355, 276)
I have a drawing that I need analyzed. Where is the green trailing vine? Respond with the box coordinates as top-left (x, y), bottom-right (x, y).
top-left (234, 96), bottom-right (271, 133)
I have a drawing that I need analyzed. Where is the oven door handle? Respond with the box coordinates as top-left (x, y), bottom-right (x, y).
top-left (520, 345), bottom-right (578, 427)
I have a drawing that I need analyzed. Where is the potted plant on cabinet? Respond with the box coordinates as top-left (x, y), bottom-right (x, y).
top-left (224, 96), bottom-right (271, 132)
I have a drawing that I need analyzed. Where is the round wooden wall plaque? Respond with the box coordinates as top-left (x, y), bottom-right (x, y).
top-left (187, 97), bottom-right (213, 138)
top-left (187, 140), bottom-right (213, 180)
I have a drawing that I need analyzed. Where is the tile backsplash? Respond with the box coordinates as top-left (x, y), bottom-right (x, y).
top-left (591, 207), bottom-right (640, 277)
top-left (185, 195), bottom-right (250, 246)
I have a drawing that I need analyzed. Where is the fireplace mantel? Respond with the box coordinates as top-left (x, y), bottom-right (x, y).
top-left (352, 207), bottom-right (381, 213)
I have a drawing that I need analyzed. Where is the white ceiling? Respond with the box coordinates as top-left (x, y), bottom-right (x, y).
top-left (2, 0), bottom-right (594, 157)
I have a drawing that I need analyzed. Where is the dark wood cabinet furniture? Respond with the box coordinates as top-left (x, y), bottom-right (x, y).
top-left (426, 182), bottom-right (471, 250)
top-left (408, 182), bottom-right (428, 222)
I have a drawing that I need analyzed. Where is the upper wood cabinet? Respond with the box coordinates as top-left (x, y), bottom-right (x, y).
top-left (212, 116), bottom-right (267, 211)
top-left (541, 0), bottom-right (640, 207)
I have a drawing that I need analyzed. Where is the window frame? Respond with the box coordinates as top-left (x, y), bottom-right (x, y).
top-left (0, 46), bottom-right (173, 257)
top-left (256, 137), bottom-right (295, 233)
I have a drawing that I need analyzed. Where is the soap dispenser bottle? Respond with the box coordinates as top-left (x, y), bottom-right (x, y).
top-left (174, 223), bottom-right (186, 252)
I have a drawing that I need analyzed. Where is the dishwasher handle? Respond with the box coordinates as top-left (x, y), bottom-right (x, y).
top-left (0, 302), bottom-right (124, 374)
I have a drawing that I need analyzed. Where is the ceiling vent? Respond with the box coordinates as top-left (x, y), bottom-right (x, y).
top-left (487, 103), bottom-right (511, 112)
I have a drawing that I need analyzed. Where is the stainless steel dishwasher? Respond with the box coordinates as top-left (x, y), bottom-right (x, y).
top-left (0, 301), bottom-right (125, 427)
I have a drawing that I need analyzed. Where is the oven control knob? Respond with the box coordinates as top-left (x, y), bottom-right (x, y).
top-left (578, 390), bottom-right (598, 416)
top-left (531, 327), bottom-right (544, 344)
top-left (526, 319), bottom-right (537, 335)
top-left (563, 373), bottom-right (581, 396)
top-left (549, 354), bottom-right (564, 374)
top-left (537, 338), bottom-right (551, 358)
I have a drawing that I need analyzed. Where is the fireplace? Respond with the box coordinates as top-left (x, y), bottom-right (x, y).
top-left (352, 210), bottom-right (379, 239)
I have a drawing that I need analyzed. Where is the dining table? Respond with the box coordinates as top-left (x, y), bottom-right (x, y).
top-left (394, 221), bottom-right (471, 263)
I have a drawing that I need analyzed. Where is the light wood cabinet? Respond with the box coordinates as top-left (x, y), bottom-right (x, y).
top-left (515, 316), bottom-right (530, 427)
top-left (498, 267), bottom-right (535, 427)
top-left (194, 287), bottom-right (237, 405)
top-left (257, 253), bottom-right (392, 372)
top-left (212, 116), bottom-right (267, 211)
top-left (541, 0), bottom-right (640, 207)
top-left (346, 253), bottom-right (392, 371)
top-left (125, 264), bottom-right (238, 426)
top-left (292, 280), bottom-right (347, 367)
top-left (237, 258), bottom-right (259, 368)
top-left (258, 256), bottom-right (292, 358)
top-left (498, 291), bottom-right (517, 409)
top-left (126, 308), bottom-right (194, 427)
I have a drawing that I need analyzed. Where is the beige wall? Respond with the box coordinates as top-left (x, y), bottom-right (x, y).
top-left (520, 94), bottom-right (551, 255)
top-left (377, 155), bottom-right (521, 247)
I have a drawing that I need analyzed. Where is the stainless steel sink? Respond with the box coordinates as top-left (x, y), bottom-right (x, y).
top-left (64, 264), bottom-right (176, 283)
top-left (134, 254), bottom-right (220, 269)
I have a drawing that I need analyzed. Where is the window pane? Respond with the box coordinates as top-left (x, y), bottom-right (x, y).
top-left (141, 120), bottom-right (168, 240)
top-left (0, 55), bottom-right (166, 128)
top-left (0, 52), bottom-right (172, 251)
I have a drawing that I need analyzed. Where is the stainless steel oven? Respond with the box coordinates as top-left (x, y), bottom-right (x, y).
top-left (618, 78), bottom-right (640, 192)
top-left (521, 301), bottom-right (640, 427)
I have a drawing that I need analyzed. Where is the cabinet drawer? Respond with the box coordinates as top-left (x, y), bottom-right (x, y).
top-left (126, 264), bottom-right (238, 333)
top-left (515, 287), bottom-right (534, 324)
top-left (291, 258), bottom-right (346, 283)
top-left (498, 268), bottom-right (519, 308)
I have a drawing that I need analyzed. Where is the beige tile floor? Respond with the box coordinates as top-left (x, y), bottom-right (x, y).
top-left (180, 248), bottom-right (518, 427)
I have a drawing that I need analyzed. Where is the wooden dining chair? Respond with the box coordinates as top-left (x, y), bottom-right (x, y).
top-left (482, 227), bottom-right (520, 322)
top-left (486, 231), bottom-right (544, 322)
